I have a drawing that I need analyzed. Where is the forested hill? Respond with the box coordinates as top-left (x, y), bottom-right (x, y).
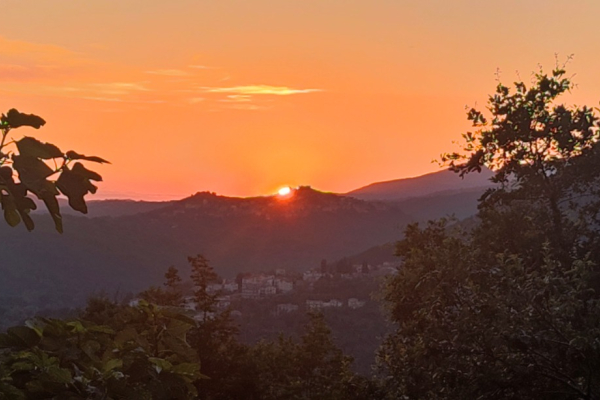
top-left (347, 168), bottom-right (494, 201)
top-left (0, 187), bottom-right (411, 309)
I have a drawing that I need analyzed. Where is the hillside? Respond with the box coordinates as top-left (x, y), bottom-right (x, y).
top-left (1, 169), bottom-right (495, 327)
top-left (0, 187), bottom-right (411, 322)
top-left (33, 198), bottom-right (172, 218)
top-left (347, 168), bottom-right (494, 201)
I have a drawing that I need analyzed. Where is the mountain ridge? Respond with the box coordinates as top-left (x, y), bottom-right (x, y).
top-left (347, 168), bottom-right (494, 201)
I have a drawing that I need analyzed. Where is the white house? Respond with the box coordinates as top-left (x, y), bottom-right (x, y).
top-left (276, 303), bottom-right (299, 314)
top-left (348, 298), bottom-right (366, 309)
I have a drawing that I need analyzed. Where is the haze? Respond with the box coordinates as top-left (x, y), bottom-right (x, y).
top-left (1, 0), bottom-right (599, 199)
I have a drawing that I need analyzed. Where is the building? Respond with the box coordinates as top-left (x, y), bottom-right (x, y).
top-left (276, 303), bottom-right (299, 314)
top-left (216, 295), bottom-right (231, 309)
top-left (306, 299), bottom-right (343, 310)
top-left (348, 298), bottom-right (366, 309)
top-left (306, 300), bottom-right (324, 310)
top-left (303, 270), bottom-right (323, 282)
top-left (241, 274), bottom-right (275, 298)
top-left (275, 278), bottom-right (294, 293)
top-left (259, 286), bottom-right (277, 296)
top-left (222, 281), bottom-right (239, 292)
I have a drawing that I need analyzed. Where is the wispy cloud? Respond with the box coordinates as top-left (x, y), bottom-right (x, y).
top-left (219, 94), bottom-right (252, 102)
top-left (0, 64), bottom-right (37, 81)
top-left (82, 96), bottom-right (124, 103)
top-left (91, 82), bottom-right (151, 95)
top-left (226, 103), bottom-right (270, 111)
top-left (188, 97), bottom-right (205, 104)
top-left (200, 85), bottom-right (323, 96)
top-left (0, 36), bottom-right (83, 63)
top-left (82, 96), bottom-right (166, 104)
top-left (188, 65), bottom-right (214, 70)
top-left (145, 69), bottom-right (191, 77)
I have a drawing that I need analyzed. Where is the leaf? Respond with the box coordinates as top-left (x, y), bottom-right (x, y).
top-left (172, 362), bottom-right (200, 378)
top-left (46, 366), bottom-right (72, 384)
top-left (66, 320), bottom-right (86, 333)
top-left (72, 162), bottom-right (103, 181)
top-left (40, 189), bottom-right (62, 233)
top-left (56, 170), bottom-right (90, 214)
top-left (66, 150), bottom-right (110, 164)
top-left (56, 163), bottom-right (102, 214)
top-left (2, 108), bottom-right (46, 129)
top-left (149, 357), bottom-right (173, 374)
top-left (103, 358), bottom-right (123, 373)
top-left (25, 319), bottom-right (45, 337)
top-left (13, 155), bottom-right (55, 193)
top-left (17, 137), bottom-right (63, 159)
top-left (1, 193), bottom-right (21, 227)
top-left (4, 326), bottom-right (41, 348)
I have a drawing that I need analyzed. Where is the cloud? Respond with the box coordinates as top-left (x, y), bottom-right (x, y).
top-left (188, 65), bottom-right (214, 70)
top-left (226, 104), bottom-right (270, 111)
top-left (0, 64), bottom-right (37, 81)
top-left (0, 36), bottom-right (82, 63)
top-left (200, 85), bottom-right (323, 96)
top-left (91, 82), bottom-right (151, 95)
top-left (219, 94), bottom-right (252, 103)
top-left (82, 96), bottom-right (124, 103)
top-left (145, 69), bottom-right (191, 77)
top-left (82, 96), bottom-right (165, 104)
top-left (188, 97), bottom-right (205, 104)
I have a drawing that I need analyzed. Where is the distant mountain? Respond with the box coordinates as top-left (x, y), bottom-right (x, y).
top-left (33, 198), bottom-right (172, 218)
top-left (343, 242), bottom-right (397, 267)
top-left (1, 170), bottom-right (497, 325)
top-left (392, 186), bottom-right (488, 221)
top-left (347, 168), bottom-right (494, 201)
top-left (0, 187), bottom-right (411, 314)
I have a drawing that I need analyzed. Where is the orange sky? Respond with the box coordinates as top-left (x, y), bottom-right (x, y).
top-left (2, 0), bottom-right (600, 199)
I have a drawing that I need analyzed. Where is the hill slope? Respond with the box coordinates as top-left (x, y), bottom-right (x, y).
top-left (347, 168), bottom-right (494, 201)
top-left (0, 187), bottom-right (411, 313)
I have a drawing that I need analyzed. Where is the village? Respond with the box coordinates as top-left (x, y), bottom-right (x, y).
top-left (179, 260), bottom-right (399, 320)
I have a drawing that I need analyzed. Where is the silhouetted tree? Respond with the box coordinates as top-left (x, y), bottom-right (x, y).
top-left (189, 254), bottom-right (220, 322)
top-left (381, 65), bottom-right (600, 399)
top-left (441, 63), bottom-right (600, 261)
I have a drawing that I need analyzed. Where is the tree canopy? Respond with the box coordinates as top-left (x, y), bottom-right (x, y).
top-left (380, 65), bottom-right (600, 399)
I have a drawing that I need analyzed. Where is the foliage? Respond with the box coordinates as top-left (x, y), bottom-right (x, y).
top-left (140, 257), bottom-right (255, 400)
top-left (250, 312), bottom-right (360, 400)
top-left (441, 65), bottom-right (600, 258)
top-left (0, 299), bottom-right (203, 399)
top-left (380, 220), bottom-right (600, 399)
top-left (189, 255), bottom-right (220, 322)
top-left (139, 266), bottom-right (185, 307)
top-left (380, 65), bottom-right (600, 399)
top-left (0, 109), bottom-right (108, 232)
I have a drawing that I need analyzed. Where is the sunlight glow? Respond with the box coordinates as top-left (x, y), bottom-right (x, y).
top-left (278, 186), bottom-right (292, 196)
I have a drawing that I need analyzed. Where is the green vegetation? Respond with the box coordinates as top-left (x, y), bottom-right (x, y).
top-left (0, 109), bottom-right (107, 232)
top-left (0, 261), bottom-right (366, 399)
top-left (380, 66), bottom-right (600, 399)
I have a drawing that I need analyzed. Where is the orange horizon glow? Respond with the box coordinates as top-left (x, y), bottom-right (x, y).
top-left (278, 187), bottom-right (292, 196)
top-left (2, 1), bottom-right (600, 200)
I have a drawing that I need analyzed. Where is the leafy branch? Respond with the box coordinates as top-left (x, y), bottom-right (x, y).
top-left (0, 108), bottom-right (109, 233)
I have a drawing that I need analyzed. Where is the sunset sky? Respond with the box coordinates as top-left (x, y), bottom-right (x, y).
top-left (2, 0), bottom-right (600, 199)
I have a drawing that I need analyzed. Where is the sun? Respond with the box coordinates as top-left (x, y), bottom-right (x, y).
top-left (278, 186), bottom-right (292, 196)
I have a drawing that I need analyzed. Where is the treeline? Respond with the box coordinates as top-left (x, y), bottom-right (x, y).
top-left (3, 65), bottom-right (600, 399)
top-left (378, 66), bottom-right (600, 399)
top-left (0, 255), bottom-right (374, 399)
